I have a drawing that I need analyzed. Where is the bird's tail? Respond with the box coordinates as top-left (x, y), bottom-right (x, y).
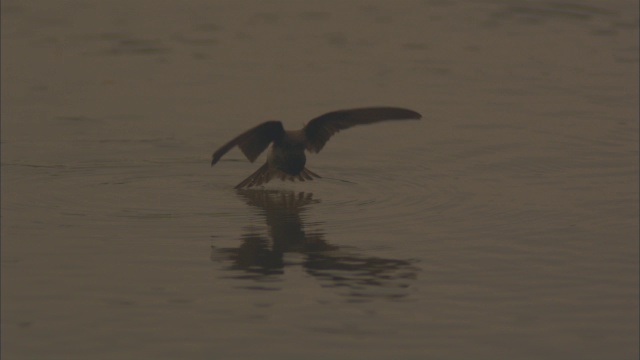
top-left (235, 165), bottom-right (321, 189)
top-left (281, 167), bottom-right (322, 183)
top-left (235, 163), bottom-right (272, 189)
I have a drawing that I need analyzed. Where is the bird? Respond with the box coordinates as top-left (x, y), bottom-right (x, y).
top-left (211, 106), bottom-right (422, 188)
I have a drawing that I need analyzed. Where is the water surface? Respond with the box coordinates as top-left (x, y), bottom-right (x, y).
top-left (2, 1), bottom-right (638, 359)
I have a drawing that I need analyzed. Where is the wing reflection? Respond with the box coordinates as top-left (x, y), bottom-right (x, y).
top-left (211, 189), bottom-right (418, 299)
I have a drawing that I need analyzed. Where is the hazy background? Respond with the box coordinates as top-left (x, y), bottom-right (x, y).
top-left (2, 1), bottom-right (638, 359)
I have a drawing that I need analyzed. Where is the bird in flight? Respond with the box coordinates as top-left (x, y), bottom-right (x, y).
top-left (211, 106), bottom-right (422, 188)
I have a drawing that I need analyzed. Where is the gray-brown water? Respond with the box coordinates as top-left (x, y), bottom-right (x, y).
top-left (2, 1), bottom-right (638, 359)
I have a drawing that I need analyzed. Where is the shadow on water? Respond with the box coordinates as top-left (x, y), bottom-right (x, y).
top-left (212, 189), bottom-right (418, 299)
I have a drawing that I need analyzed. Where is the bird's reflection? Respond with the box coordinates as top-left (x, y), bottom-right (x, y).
top-left (218, 190), bottom-right (330, 275)
top-left (212, 189), bottom-right (418, 299)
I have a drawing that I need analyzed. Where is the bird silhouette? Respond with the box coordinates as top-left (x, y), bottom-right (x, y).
top-left (211, 106), bottom-right (422, 188)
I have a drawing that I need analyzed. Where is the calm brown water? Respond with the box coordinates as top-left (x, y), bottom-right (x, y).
top-left (2, 1), bottom-right (638, 359)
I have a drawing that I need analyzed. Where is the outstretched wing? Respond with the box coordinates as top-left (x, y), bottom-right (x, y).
top-left (303, 107), bottom-right (422, 153)
top-left (211, 121), bottom-right (285, 166)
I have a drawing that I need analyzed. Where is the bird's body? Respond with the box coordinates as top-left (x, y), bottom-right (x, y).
top-left (270, 130), bottom-right (307, 175)
top-left (211, 107), bottom-right (421, 188)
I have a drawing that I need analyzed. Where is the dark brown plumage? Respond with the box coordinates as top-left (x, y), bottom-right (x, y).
top-left (211, 106), bottom-right (422, 188)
